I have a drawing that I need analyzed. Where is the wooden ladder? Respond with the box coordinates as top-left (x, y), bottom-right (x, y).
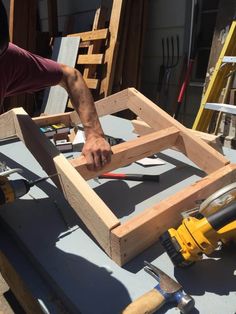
top-left (192, 21), bottom-right (236, 133)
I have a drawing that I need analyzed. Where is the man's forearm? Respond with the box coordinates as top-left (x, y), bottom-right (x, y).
top-left (58, 64), bottom-right (111, 170)
top-left (59, 64), bottom-right (104, 140)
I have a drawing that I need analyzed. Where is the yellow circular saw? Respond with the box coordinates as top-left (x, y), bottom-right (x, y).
top-left (160, 183), bottom-right (236, 267)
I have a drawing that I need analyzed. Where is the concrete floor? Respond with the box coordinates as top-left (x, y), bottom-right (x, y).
top-left (0, 273), bottom-right (25, 314)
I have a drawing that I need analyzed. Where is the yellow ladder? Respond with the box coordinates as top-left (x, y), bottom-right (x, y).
top-left (193, 21), bottom-right (236, 132)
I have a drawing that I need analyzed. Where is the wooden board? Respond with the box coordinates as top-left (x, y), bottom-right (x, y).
top-left (131, 119), bottom-right (223, 153)
top-left (100, 0), bottom-right (125, 97)
top-left (42, 37), bottom-right (81, 114)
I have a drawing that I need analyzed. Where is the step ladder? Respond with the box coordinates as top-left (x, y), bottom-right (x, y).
top-left (193, 21), bottom-right (236, 133)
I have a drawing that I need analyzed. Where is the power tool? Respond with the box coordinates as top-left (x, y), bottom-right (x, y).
top-left (0, 166), bottom-right (56, 205)
top-left (160, 183), bottom-right (236, 267)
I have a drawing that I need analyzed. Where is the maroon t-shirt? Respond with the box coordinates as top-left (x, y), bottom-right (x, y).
top-left (0, 43), bottom-right (63, 104)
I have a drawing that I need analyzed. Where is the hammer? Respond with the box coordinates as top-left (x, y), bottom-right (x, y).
top-left (122, 261), bottom-right (195, 314)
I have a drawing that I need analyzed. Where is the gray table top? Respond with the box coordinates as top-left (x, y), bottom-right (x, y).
top-left (0, 115), bottom-right (235, 314)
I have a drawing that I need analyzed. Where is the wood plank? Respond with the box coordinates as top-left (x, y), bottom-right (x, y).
top-left (100, 0), bottom-right (125, 97)
top-left (33, 113), bottom-right (72, 127)
top-left (68, 88), bottom-right (129, 124)
top-left (70, 127), bottom-right (180, 180)
top-left (34, 88), bottom-right (129, 127)
top-left (13, 108), bottom-right (119, 255)
top-left (42, 37), bottom-right (81, 114)
top-left (68, 28), bottom-right (108, 42)
top-left (0, 110), bottom-right (16, 140)
top-left (111, 163), bottom-right (236, 265)
top-left (0, 252), bottom-right (45, 314)
top-left (84, 78), bottom-right (99, 90)
top-left (131, 119), bottom-right (223, 153)
top-left (77, 53), bottom-right (104, 65)
top-left (83, 4), bottom-right (109, 80)
top-left (0, 223), bottom-right (70, 313)
top-left (53, 155), bottom-right (120, 255)
top-left (127, 88), bottom-right (229, 174)
top-left (13, 108), bottom-right (60, 185)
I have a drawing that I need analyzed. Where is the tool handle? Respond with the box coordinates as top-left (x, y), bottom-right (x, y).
top-left (122, 289), bottom-right (165, 314)
top-left (173, 59), bottom-right (194, 120)
top-left (99, 173), bottom-right (159, 182)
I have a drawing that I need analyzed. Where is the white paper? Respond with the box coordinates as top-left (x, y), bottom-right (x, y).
top-left (135, 157), bottom-right (166, 166)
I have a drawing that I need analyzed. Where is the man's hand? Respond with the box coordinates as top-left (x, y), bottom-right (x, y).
top-left (82, 135), bottom-right (112, 171)
top-left (59, 64), bottom-right (112, 171)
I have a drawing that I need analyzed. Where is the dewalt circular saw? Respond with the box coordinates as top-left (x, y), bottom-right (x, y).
top-left (160, 183), bottom-right (236, 267)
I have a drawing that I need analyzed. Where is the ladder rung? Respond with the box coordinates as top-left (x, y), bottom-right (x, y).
top-left (222, 56), bottom-right (236, 63)
top-left (205, 102), bottom-right (236, 114)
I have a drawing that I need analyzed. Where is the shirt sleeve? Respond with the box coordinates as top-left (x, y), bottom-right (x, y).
top-left (5, 44), bottom-right (63, 97)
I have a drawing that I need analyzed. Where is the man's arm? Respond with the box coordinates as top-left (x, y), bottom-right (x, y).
top-left (59, 64), bottom-right (111, 170)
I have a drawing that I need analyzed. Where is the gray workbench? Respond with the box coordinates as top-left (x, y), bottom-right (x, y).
top-left (0, 115), bottom-right (235, 314)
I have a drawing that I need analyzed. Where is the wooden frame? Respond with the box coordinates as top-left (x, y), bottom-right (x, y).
top-left (2, 88), bottom-right (236, 266)
top-left (67, 28), bottom-right (109, 92)
top-left (68, 0), bottom-right (124, 98)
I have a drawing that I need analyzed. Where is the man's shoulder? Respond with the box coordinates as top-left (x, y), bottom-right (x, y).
top-left (7, 43), bottom-right (27, 57)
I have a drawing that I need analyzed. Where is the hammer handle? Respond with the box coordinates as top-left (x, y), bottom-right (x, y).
top-left (122, 288), bottom-right (165, 314)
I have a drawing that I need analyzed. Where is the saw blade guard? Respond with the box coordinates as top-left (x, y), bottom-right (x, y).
top-left (199, 182), bottom-right (236, 217)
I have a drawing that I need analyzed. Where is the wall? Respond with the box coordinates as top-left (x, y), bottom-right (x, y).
top-left (141, 0), bottom-right (221, 128)
top-left (38, 0), bottom-right (104, 33)
top-left (141, 0), bottom-right (188, 117)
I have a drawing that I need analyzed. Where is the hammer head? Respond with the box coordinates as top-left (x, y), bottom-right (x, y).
top-left (144, 261), bottom-right (195, 313)
top-left (176, 293), bottom-right (195, 313)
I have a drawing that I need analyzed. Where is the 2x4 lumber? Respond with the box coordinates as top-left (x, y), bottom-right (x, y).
top-left (131, 119), bottom-right (223, 153)
top-left (70, 127), bottom-right (180, 180)
top-left (68, 88), bottom-right (129, 124)
top-left (0, 110), bottom-right (16, 140)
top-left (67, 28), bottom-right (108, 42)
top-left (0, 251), bottom-right (45, 314)
top-left (0, 226), bottom-right (67, 314)
top-left (53, 155), bottom-right (120, 255)
top-left (127, 88), bottom-right (229, 174)
top-left (100, 0), bottom-right (125, 97)
top-left (34, 88), bottom-right (129, 127)
top-left (33, 112), bottom-right (72, 127)
top-left (84, 78), bottom-right (99, 90)
top-left (13, 108), bottom-right (60, 185)
top-left (77, 54), bottom-right (104, 65)
top-left (83, 6), bottom-right (109, 80)
top-left (111, 163), bottom-right (236, 265)
top-left (13, 108), bottom-right (119, 254)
